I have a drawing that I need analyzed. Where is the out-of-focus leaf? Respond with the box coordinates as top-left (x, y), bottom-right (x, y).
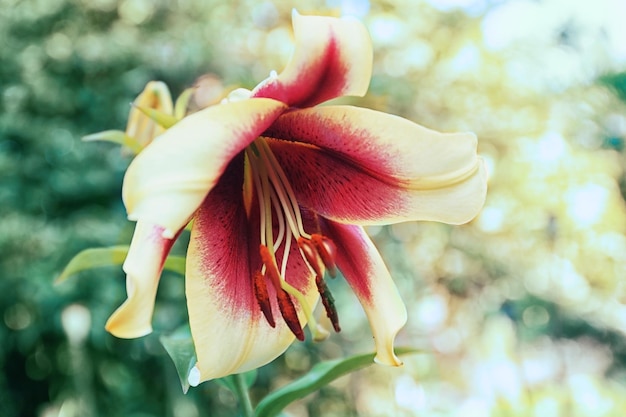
top-left (56, 246), bottom-right (186, 283)
top-left (163, 256), bottom-right (186, 275)
top-left (215, 370), bottom-right (258, 393)
top-left (55, 246), bottom-right (129, 283)
top-left (82, 130), bottom-right (143, 154)
top-left (599, 71), bottom-right (626, 103)
top-left (135, 105), bottom-right (178, 128)
top-left (160, 325), bottom-right (196, 394)
top-left (254, 347), bottom-right (420, 417)
top-left (161, 326), bottom-right (258, 395)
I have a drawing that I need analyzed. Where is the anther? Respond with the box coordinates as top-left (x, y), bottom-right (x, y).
top-left (315, 275), bottom-right (341, 332)
top-left (259, 244), bottom-right (305, 340)
top-left (276, 290), bottom-right (305, 341)
top-left (311, 234), bottom-right (338, 278)
top-left (253, 271), bottom-right (275, 327)
top-left (297, 237), bottom-right (323, 277)
top-left (259, 245), bottom-right (281, 287)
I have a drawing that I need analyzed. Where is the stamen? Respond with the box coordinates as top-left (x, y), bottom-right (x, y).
top-left (280, 280), bottom-right (327, 340)
top-left (253, 271), bottom-right (275, 327)
top-left (249, 138), bottom-right (341, 342)
top-left (260, 244), bottom-right (323, 340)
top-left (259, 245), bottom-right (281, 287)
top-left (280, 226), bottom-right (292, 278)
top-left (259, 244), bottom-right (305, 339)
top-left (259, 159), bottom-right (274, 248)
top-left (311, 234), bottom-right (338, 278)
top-left (256, 139), bottom-right (309, 239)
top-left (297, 237), bottom-right (323, 277)
top-left (276, 290), bottom-right (305, 341)
top-left (269, 188), bottom-right (285, 249)
top-left (246, 147), bottom-right (268, 247)
top-left (315, 275), bottom-right (341, 332)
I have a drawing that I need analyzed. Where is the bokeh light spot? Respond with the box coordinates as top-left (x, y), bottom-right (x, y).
top-left (118, 0), bottom-right (155, 25)
top-left (565, 183), bottom-right (609, 227)
top-left (4, 303), bottom-right (33, 330)
top-left (45, 32), bottom-right (73, 61)
top-left (522, 305), bottom-right (549, 328)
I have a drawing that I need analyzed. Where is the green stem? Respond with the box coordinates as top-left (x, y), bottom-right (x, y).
top-left (233, 373), bottom-right (254, 417)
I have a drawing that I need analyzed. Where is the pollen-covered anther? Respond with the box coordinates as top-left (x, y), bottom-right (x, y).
top-left (259, 244), bottom-right (305, 340)
top-left (311, 234), bottom-right (338, 278)
top-left (259, 244), bottom-right (282, 287)
top-left (315, 275), bottom-right (341, 332)
top-left (276, 290), bottom-right (305, 341)
top-left (253, 270), bottom-right (275, 327)
top-left (297, 237), bottom-right (323, 277)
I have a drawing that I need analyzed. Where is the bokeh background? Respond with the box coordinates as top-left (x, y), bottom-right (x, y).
top-left (3, 0), bottom-right (626, 416)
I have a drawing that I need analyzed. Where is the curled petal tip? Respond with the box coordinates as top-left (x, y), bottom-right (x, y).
top-left (323, 223), bottom-right (408, 369)
top-left (105, 316), bottom-right (152, 339)
top-left (374, 354), bottom-right (403, 367)
top-left (188, 366), bottom-right (202, 387)
top-left (371, 316), bottom-right (406, 367)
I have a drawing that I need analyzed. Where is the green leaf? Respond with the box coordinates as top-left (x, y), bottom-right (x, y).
top-left (161, 326), bottom-right (258, 395)
top-left (163, 255), bottom-right (186, 275)
top-left (82, 129), bottom-right (143, 154)
top-left (56, 245), bottom-right (186, 284)
top-left (55, 246), bottom-right (129, 284)
top-left (599, 71), bottom-right (626, 104)
top-left (135, 105), bottom-right (178, 128)
top-left (254, 347), bottom-right (420, 417)
top-left (159, 325), bottom-right (197, 394)
top-left (215, 370), bottom-right (258, 393)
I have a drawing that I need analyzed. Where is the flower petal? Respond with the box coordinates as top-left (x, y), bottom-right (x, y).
top-left (321, 221), bottom-right (407, 366)
top-left (126, 81), bottom-right (174, 149)
top-left (266, 136), bottom-right (487, 226)
top-left (185, 157), bottom-right (317, 384)
top-left (105, 221), bottom-right (176, 338)
top-left (122, 98), bottom-right (287, 238)
top-left (266, 105), bottom-right (483, 189)
top-left (252, 11), bottom-right (372, 108)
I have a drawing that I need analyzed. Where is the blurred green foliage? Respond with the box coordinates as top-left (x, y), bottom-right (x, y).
top-left (601, 72), bottom-right (626, 105)
top-left (3, 0), bottom-right (626, 416)
top-left (0, 1), bottom-right (226, 416)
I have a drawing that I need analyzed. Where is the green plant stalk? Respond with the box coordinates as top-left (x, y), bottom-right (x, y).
top-left (233, 373), bottom-right (254, 417)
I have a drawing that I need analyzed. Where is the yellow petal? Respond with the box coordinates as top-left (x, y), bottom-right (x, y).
top-left (252, 11), bottom-right (372, 107)
top-left (105, 221), bottom-right (175, 338)
top-left (266, 106), bottom-right (488, 225)
top-left (122, 98), bottom-right (287, 238)
top-left (184, 165), bottom-right (318, 383)
top-left (323, 221), bottom-right (407, 366)
top-left (126, 81), bottom-right (174, 149)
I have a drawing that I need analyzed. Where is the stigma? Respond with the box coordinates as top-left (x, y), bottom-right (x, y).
top-left (245, 137), bottom-right (341, 340)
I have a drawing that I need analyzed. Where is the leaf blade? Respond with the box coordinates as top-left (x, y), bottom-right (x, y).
top-left (160, 325), bottom-right (197, 394)
top-left (56, 245), bottom-right (186, 283)
top-left (55, 246), bottom-right (130, 284)
top-left (82, 130), bottom-right (143, 154)
top-left (254, 347), bottom-right (419, 417)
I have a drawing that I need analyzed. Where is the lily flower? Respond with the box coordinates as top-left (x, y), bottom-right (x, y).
top-left (104, 11), bottom-right (487, 386)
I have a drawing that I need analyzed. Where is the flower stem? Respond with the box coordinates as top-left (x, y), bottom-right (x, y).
top-left (233, 373), bottom-right (254, 417)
